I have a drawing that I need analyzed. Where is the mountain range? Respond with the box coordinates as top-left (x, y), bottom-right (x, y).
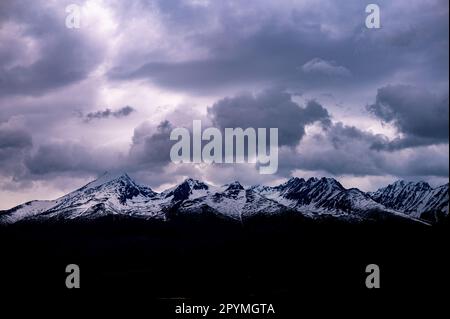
top-left (0, 172), bottom-right (448, 224)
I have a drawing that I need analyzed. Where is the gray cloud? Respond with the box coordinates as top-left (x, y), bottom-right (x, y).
top-left (21, 140), bottom-right (126, 184)
top-left (109, 0), bottom-right (448, 94)
top-left (367, 85), bottom-right (449, 150)
top-left (0, 126), bottom-right (32, 178)
top-left (0, 126), bottom-right (32, 149)
top-left (128, 120), bottom-right (174, 169)
top-left (0, 0), bottom-right (104, 97)
top-left (279, 121), bottom-right (449, 178)
top-left (25, 142), bottom-right (102, 176)
top-left (283, 122), bottom-right (386, 176)
top-left (208, 89), bottom-right (330, 147)
top-left (83, 106), bottom-right (136, 122)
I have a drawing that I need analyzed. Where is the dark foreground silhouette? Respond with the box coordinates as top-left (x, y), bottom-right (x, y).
top-left (0, 214), bottom-right (448, 316)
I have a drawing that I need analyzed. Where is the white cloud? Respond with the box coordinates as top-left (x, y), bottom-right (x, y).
top-left (301, 58), bottom-right (351, 77)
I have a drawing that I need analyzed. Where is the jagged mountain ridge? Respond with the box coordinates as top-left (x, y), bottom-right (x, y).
top-left (369, 180), bottom-right (449, 222)
top-left (0, 173), bottom-right (447, 224)
top-left (252, 177), bottom-right (387, 216)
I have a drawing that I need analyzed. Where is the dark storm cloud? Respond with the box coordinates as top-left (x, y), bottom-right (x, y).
top-left (367, 85), bottom-right (449, 150)
top-left (0, 0), bottom-right (104, 97)
top-left (324, 122), bottom-right (386, 151)
top-left (109, 0), bottom-right (448, 93)
top-left (278, 121), bottom-right (449, 178)
top-left (0, 126), bottom-right (32, 177)
top-left (109, 25), bottom-right (360, 93)
top-left (108, 2), bottom-right (340, 91)
top-left (386, 149), bottom-right (449, 177)
top-left (0, 126), bottom-right (32, 149)
top-left (128, 120), bottom-right (174, 169)
top-left (278, 122), bottom-right (386, 176)
top-left (208, 89), bottom-right (330, 147)
top-left (83, 106), bottom-right (136, 122)
top-left (25, 142), bottom-right (102, 176)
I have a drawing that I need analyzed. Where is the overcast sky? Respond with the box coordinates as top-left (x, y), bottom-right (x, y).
top-left (0, 0), bottom-right (448, 209)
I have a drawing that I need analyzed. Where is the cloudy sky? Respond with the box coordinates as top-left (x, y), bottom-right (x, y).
top-left (0, 0), bottom-right (448, 209)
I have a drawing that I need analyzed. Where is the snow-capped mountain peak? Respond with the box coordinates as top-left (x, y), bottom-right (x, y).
top-left (59, 171), bottom-right (156, 206)
top-left (0, 172), bottom-right (158, 223)
top-left (370, 180), bottom-right (448, 221)
top-left (162, 178), bottom-right (211, 202)
top-left (1, 174), bottom-right (447, 224)
top-left (83, 171), bottom-right (133, 188)
top-left (278, 177), bottom-right (305, 190)
top-left (224, 181), bottom-right (244, 191)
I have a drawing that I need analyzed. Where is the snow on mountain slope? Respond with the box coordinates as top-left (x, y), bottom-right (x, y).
top-left (370, 181), bottom-right (449, 220)
top-left (161, 178), bottom-right (216, 202)
top-left (1, 174), bottom-right (445, 224)
top-left (177, 181), bottom-right (247, 221)
top-left (0, 172), bottom-right (163, 223)
top-left (178, 181), bottom-right (289, 221)
top-left (0, 200), bottom-right (57, 224)
top-left (251, 177), bottom-right (389, 218)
